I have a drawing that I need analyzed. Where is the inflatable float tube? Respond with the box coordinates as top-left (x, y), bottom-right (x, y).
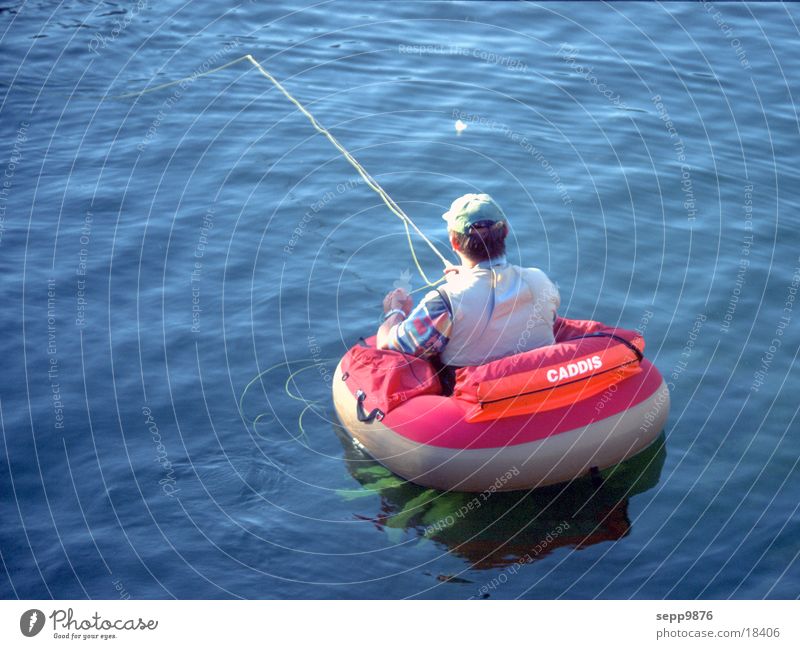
top-left (333, 317), bottom-right (670, 492)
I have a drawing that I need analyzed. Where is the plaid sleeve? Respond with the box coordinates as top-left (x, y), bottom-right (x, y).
top-left (385, 290), bottom-right (453, 359)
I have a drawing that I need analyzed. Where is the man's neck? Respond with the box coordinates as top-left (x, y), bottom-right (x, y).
top-left (456, 252), bottom-right (478, 269)
top-left (456, 253), bottom-right (507, 269)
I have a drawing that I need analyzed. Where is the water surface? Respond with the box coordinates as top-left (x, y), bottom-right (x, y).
top-left (1, 1), bottom-right (798, 599)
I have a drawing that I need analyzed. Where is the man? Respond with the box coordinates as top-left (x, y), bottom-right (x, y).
top-left (376, 193), bottom-right (560, 378)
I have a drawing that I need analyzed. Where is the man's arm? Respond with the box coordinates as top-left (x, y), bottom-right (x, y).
top-left (376, 311), bottom-right (405, 348)
top-left (376, 288), bottom-right (413, 349)
top-left (377, 289), bottom-right (453, 358)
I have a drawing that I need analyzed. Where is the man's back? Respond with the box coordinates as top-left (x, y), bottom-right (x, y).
top-left (438, 257), bottom-right (560, 367)
top-left (383, 255), bottom-right (560, 368)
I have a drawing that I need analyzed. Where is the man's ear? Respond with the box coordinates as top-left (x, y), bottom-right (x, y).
top-left (449, 231), bottom-right (460, 251)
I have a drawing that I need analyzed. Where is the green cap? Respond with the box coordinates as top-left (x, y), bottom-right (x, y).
top-left (442, 193), bottom-right (506, 234)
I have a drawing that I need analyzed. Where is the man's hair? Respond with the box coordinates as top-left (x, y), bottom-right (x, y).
top-left (452, 221), bottom-right (507, 262)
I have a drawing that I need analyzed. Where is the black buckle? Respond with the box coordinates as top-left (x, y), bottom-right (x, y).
top-left (355, 389), bottom-right (384, 423)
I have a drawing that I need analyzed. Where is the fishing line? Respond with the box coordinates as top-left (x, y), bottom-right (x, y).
top-left (238, 358), bottom-right (337, 444)
top-left (116, 54), bottom-right (451, 288)
top-left (121, 56), bottom-right (457, 445)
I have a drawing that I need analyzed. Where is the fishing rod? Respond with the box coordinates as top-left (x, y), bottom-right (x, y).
top-left (115, 54), bottom-right (450, 289)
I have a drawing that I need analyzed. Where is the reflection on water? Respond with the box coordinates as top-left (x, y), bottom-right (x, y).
top-left (336, 426), bottom-right (666, 570)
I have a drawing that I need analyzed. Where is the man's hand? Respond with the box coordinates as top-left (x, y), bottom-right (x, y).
top-left (383, 288), bottom-right (413, 316)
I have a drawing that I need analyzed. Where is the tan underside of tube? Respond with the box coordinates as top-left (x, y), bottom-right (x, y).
top-left (333, 363), bottom-right (669, 492)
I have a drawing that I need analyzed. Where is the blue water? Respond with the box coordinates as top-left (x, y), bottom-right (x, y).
top-left (1, 1), bottom-right (799, 599)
